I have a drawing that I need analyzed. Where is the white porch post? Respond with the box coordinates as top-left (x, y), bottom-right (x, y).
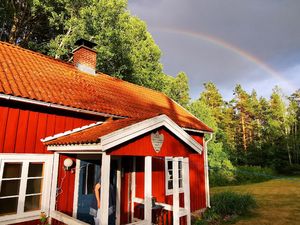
top-left (172, 157), bottom-right (179, 225)
top-left (183, 157), bottom-right (191, 225)
top-left (99, 152), bottom-right (111, 225)
top-left (144, 156), bottom-right (152, 224)
top-left (49, 152), bottom-right (59, 223)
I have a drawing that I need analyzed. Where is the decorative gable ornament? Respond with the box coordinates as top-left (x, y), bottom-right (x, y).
top-left (151, 131), bottom-right (164, 153)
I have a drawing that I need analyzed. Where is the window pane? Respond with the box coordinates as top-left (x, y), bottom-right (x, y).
top-left (168, 180), bottom-right (173, 190)
top-left (0, 197), bottom-right (18, 216)
top-left (178, 161), bottom-right (182, 169)
top-left (87, 164), bottom-right (95, 194)
top-left (167, 170), bottom-right (173, 180)
top-left (0, 180), bottom-right (20, 197)
top-left (26, 178), bottom-right (43, 194)
top-left (28, 163), bottom-right (43, 177)
top-left (179, 178), bottom-right (183, 188)
top-left (3, 163), bottom-right (22, 178)
top-left (24, 195), bottom-right (41, 212)
top-left (178, 169), bottom-right (182, 179)
top-left (167, 161), bottom-right (172, 170)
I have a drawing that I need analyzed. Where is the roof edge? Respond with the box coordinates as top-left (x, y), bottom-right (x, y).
top-left (0, 93), bottom-right (125, 119)
top-left (167, 97), bottom-right (213, 132)
top-left (41, 121), bottom-right (104, 143)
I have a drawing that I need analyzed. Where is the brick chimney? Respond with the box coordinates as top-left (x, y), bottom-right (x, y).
top-left (73, 39), bottom-right (97, 75)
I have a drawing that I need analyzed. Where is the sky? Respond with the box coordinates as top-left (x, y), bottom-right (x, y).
top-left (128, 0), bottom-right (300, 100)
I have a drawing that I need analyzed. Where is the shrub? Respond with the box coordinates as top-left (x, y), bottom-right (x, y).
top-left (210, 191), bottom-right (257, 217)
top-left (234, 166), bottom-right (275, 185)
top-left (193, 192), bottom-right (257, 224)
top-left (278, 164), bottom-right (300, 175)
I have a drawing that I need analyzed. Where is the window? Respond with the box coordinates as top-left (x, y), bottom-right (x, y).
top-left (0, 155), bottom-right (53, 223)
top-left (165, 157), bottom-right (184, 195)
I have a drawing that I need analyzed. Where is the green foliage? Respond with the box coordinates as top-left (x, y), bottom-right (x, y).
top-left (163, 72), bottom-right (190, 108)
top-left (49, 0), bottom-right (164, 91)
top-left (38, 212), bottom-right (50, 225)
top-left (210, 192), bottom-right (257, 217)
top-left (234, 166), bottom-right (275, 184)
top-left (189, 98), bottom-right (235, 187)
top-left (0, 0), bottom-right (68, 52)
top-left (277, 164), bottom-right (300, 175)
top-left (194, 192), bottom-right (257, 225)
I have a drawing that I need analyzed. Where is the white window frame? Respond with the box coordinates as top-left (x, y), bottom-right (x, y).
top-left (165, 157), bottom-right (184, 195)
top-left (0, 154), bottom-right (53, 224)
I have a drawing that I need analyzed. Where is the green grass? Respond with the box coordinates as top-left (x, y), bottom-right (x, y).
top-left (211, 176), bottom-right (300, 225)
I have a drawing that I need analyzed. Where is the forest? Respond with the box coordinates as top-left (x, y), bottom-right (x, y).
top-left (1, 0), bottom-right (300, 185)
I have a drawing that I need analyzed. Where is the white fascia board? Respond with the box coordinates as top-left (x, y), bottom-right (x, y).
top-left (47, 143), bottom-right (102, 151)
top-left (41, 121), bottom-right (103, 143)
top-left (100, 115), bottom-right (203, 153)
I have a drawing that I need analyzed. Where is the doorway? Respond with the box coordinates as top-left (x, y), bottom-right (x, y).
top-left (75, 157), bottom-right (121, 225)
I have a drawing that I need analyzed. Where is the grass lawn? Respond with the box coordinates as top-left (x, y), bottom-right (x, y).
top-left (211, 177), bottom-right (300, 225)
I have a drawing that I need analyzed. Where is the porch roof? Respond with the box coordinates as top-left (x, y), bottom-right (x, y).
top-left (42, 114), bottom-right (203, 153)
top-left (42, 117), bottom-right (147, 145)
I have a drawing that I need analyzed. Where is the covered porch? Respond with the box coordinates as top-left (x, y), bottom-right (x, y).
top-left (42, 115), bottom-right (205, 225)
top-left (48, 154), bottom-right (192, 225)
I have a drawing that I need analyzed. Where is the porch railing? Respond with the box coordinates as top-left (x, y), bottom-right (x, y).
top-left (50, 210), bottom-right (89, 225)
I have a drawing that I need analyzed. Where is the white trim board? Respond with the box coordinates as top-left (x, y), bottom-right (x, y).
top-left (47, 144), bottom-right (102, 151)
top-left (0, 93), bottom-right (125, 119)
top-left (41, 122), bottom-right (103, 143)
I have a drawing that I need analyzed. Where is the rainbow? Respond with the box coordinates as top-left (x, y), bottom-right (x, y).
top-left (152, 27), bottom-right (295, 91)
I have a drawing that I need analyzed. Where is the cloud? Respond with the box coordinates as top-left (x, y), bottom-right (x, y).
top-left (128, 0), bottom-right (300, 100)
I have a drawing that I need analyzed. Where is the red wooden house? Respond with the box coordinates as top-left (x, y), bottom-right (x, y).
top-left (0, 40), bottom-right (213, 225)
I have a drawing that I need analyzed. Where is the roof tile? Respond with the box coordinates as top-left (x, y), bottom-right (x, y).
top-left (0, 41), bottom-right (212, 132)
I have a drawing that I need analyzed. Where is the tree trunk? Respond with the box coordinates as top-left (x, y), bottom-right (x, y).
top-left (8, 15), bottom-right (19, 44)
top-left (241, 113), bottom-right (247, 151)
top-left (285, 127), bottom-right (292, 166)
top-left (55, 27), bottom-right (72, 59)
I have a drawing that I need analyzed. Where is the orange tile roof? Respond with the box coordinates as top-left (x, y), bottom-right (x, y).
top-left (0, 41), bottom-right (212, 132)
top-left (45, 117), bottom-right (147, 145)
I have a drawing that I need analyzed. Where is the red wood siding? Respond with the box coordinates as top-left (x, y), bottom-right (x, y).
top-left (0, 103), bottom-right (96, 154)
top-left (108, 128), bottom-right (194, 157)
top-left (120, 157), bottom-right (132, 224)
top-left (56, 154), bottom-right (77, 216)
top-left (189, 153), bottom-right (206, 210)
top-left (11, 219), bottom-right (40, 225)
top-left (189, 133), bottom-right (206, 210)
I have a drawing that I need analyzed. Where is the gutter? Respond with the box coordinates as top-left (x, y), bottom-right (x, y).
top-left (204, 133), bottom-right (213, 208)
top-left (0, 93), bottom-right (125, 119)
top-left (183, 127), bottom-right (213, 134)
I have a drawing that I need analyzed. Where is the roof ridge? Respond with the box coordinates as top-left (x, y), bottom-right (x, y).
top-left (0, 41), bottom-right (169, 97)
top-left (0, 41), bottom-right (75, 69)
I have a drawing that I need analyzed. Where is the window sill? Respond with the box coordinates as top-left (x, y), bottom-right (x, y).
top-left (165, 189), bottom-right (184, 196)
top-left (0, 210), bottom-right (41, 224)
